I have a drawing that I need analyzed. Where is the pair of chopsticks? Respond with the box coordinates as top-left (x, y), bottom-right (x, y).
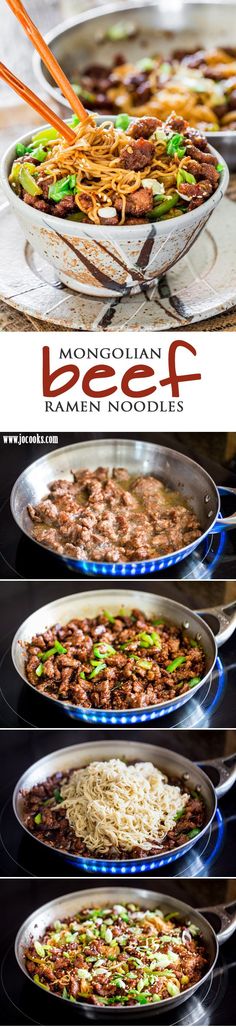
top-left (0, 0), bottom-right (88, 142)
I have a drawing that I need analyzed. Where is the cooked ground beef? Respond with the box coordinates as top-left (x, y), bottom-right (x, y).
top-left (119, 138), bottom-right (155, 169)
top-left (24, 902), bottom-right (209, 1006)
top-left (22, 607), bottom-right (206, 709)
top-left (21, 763), bottom-right (206, 859)
top-left (27, 466), bottom-right (201, 564)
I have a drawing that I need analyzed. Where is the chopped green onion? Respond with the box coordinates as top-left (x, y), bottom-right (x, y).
top-left (166, 656), bottom-right (186, 672)
top-left (35, 663), bottom-right (44, 677)
top-left (137, 57), bottom-right (155, 72)
top-left (111, 977), bottom-right (126, 989)
top-left (34, 812), bottom-right (42, 825)
top-left (174, 807), bottom-right (185, 821)
top-left (136, 658), bottom-right (152, 669)
top-left (216, 162), bottom-right (224, 172)
top-left (16, 142), bottom-right (26, 157)
top-left (167, 133), bottom-right (186, 156)
top-left (187, 676), bottom-right (201, 688)
top-left (33, 974), bottom-right (49, 990)
top-left (151, 631), bottom-right (161, 646)
top-left (32, 128), bottom-right (59, 143)
top-left (177, 169), bottom-right (196, 188)
top-left (115, 113), bottom-right (130, 130)
top-left (26, 146), bottom-right (48, 162)
top-left (62, 987), bottom-right (69, 999)
top-left (53, 788), bottom-right (62, 805)
top-left (80, 671), bottom-right (86, 679)
top-left (68, 115), bottom-right (80, 128)
top-left (54, 640), bottom-right (68, 654)
top-left (34, 941), bottom-right (45, 957)
top-left (103, 610), bottom-right (115, 623)
top-left (164, 912), bottom-right (180, 920)
top-left (68, 211), bottom-right (85, 221)
top-left (148, 194), bottom-right (179, 219)
top-left (188, 828), bottom-right (200, 839)
top-left (93, 644), bottom-right (115, 659)
top-left (89, 662), bottom-right (106, 679)
top-left (48, 175), bottom-right (76, 202)
top-left (106, 21), bottom-right (135, 41)
top-left (71, 83), bottom-right (95, 102)
top-left (38, 641), bottom-right (67, 661)
top-left (189, 922), bottom-right (199, 936)
top-left (167, 981), bottom-right (180, 997)
top-left (19, 166), bottom-right (42, 196)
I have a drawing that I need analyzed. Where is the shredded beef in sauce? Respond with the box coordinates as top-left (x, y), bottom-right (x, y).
top-left (24, 903), bottom-right (209, 1006)
top-left (27, 466), bottom-right (201, 563)
top-left (21, 764), bottom-right (206, 859)
top-left (23, 607), bottom-right (206, 709)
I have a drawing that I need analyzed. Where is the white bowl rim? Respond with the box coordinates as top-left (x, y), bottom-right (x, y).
top-left (0, 120), bottom-right (229, 237)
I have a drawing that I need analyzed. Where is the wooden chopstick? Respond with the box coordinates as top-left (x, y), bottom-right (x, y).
top-left (5, 0), bottom-right (88, 122)
top-left (0, 62), bottom-right (76, 142)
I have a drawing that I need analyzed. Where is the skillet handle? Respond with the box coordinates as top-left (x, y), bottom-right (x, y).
top-left (199, 902), bottom-right (236, 944)
top-left (212, 487), bottom-right (236, 531)
top-left (197, 754), bottom-right (236, 797)
top-left (198, 602), bottom-right (236, 646)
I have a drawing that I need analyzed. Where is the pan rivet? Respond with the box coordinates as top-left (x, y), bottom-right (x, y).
top-left (204, 494), bottom-right (210, 502)
top-left (208, 510), bottom-right (213, 517)
top-left (196, 633), bottom-right (202, 640)
top-left (183, 620), bottom-right (189, 628)
top-left (183, 773), bottom-right (189, 780)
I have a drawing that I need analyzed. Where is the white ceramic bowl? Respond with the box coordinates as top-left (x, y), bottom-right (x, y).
top-left (1, 119), bottom-right (229, 298)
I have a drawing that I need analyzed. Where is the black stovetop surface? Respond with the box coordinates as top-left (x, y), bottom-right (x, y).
top-left (1, 432), bottom-right (236, 580)
top-left (0, 729), bottom-right (235, 879)
top-left (1, 880), bottom-right (235, 1025)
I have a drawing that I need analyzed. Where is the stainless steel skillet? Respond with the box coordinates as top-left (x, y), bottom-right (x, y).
top-left (10, 439), bottom-right (236, 576)
top-left (11, 587), bottom-right (236, 723)
top-left (15, 885), bottom-right (236, 1018)
top-left (13, 738), bottom-right (236, 873)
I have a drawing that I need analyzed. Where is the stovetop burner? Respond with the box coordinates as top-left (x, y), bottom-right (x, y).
top-left (0, 939), bottom-right (230, 1025)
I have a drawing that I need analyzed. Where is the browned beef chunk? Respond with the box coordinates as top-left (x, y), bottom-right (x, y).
top-left (23, 193), bottom-right (50, 212)
top-left (37, 175), bottom-right (54, 197)
top-left (119, 138), bottom-right (155, 169)
top-left (115, 187), bottom-right (153, 215)
top-left (51, 195), bottom-right (77, 217)
top-left (166, 112), bottom-right (189, 133)
top-left (178, 180), bottom-right (213, 202)
top-left (129, 116), bottom-right (161, 139)
top-left (227, 89), bottom-right (236, 110)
